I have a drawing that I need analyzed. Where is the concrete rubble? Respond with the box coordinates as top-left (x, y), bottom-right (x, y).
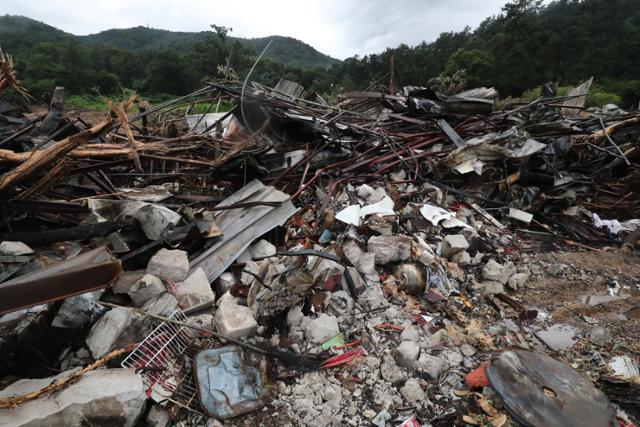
top-left (177, 267), bottom-right (215, 310)
top-left (146, 249), bottom-right (190, 282)
top-left (85, 306), bottom-right (138, 359)
top-left (214, 300), bottom-right (257, 339)
top-left (0, 368), bottom-right (146, 427)
top-left (0, 78), bottom-right (639, 427)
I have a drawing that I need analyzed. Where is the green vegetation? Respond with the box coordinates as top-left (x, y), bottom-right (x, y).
top-left (66, 94), bottom-right (114, 111)
top-left (2, 0), bottom-right (640, 109)
top-left (313, 0), bottom-right (640, 107)
top-left (0, 15), bottom-right (339, 102)
top-left (521, 84), bottom-right (622, 108)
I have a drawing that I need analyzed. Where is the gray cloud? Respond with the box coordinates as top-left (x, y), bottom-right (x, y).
top-left (2, 0), bottom-right (511, 59)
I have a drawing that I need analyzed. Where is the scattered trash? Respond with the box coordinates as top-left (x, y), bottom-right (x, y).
top-left (1, 72), bottom-right (639, 426)
top-left (608, 356), bottom-right (640, 382)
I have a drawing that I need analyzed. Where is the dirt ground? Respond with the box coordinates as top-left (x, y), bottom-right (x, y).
top-left (522, 250), bottom-right (640, 356)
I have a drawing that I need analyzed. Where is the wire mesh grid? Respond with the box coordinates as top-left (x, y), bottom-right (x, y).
top-left (121, 309), bottom-right (203, 413)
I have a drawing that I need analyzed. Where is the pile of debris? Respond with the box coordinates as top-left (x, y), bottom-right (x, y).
top-left (0, 74), bottom-right (639, 427)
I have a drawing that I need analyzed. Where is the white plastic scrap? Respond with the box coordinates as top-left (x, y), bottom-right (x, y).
top-left (360, 196), bottom-right (395, 218)
top-left (336, 196), bottom-right (395, 227)
top-left (441, 217), bottom-right (473, 229)
top-left (420, 204), bottom-right (455, 226)
top-left (336, 205), bottom-right (362, 226)
top-left (454, 159), bottom-right (484, 175)
top-left (592, 213), bottom-right (622, 235)
top-left (608, 356), bottom-right (639, 381)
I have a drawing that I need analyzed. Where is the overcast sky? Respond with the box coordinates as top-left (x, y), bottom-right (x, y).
top-left (3, 0), bottom-right (513, 59)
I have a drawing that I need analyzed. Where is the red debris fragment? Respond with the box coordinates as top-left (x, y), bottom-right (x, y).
top-left (321, 348), bottom-right (364, 369)
top-left (465, 361), bottom-right (490, 389)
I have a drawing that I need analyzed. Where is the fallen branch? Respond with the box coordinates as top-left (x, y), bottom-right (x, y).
top-left (110, 96), bottom-right (142, 171)
top-left (588, 115), bottom-right (640, 145)
top-left (0, 344), bottom-right (137, 409)
top-left (0, 119), bottom-right (112, 192)
top-left (0, 48), bottom-right (33, 100)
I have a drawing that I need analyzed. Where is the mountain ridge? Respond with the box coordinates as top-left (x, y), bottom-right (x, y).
top-left (0, 15), bottom-right (340, 70)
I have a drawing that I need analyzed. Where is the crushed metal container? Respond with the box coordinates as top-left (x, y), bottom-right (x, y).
top-left (193, 345), bottom-right (271, 419)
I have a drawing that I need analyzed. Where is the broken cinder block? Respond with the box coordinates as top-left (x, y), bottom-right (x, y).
top-left (215, 301), bottom-right (257, 339)
top-left (367, 235), bottom-right (412, 264)
top-left (178, 267), bottom-right (215, 310)
top-left (442, 234), bottom-right (469, 259)
top-left (85, 307), bottom-right (138, 359)
top-left (146, 248), bottom-right (189, 282)
top-left (128, 274), bottom-right (165, 306)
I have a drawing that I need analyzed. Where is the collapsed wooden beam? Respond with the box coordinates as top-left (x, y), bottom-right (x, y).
top-left (0, 119), bottom-right (112, 192)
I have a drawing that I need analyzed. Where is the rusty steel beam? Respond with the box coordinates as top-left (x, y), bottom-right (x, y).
top-left (0, 246), bottom-right (122, 315)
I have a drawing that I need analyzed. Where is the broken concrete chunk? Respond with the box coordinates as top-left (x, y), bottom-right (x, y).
top-left (400, 378), bottom-right (426, 403)
top-left (311, 251), bottom-right (344, 280)
top-left (146, 248), bottom-right (189, 282)
top-left (393, 341), bottom-right (420, 368)
top-left (368, 187), bottom-right (389, 204)
top-left (442, 234), bottom-right (469, 258)
top-left (482, 259), bottom-right (516, 284)
top-left (0, 368), bottom-right (145, 427)
top-left (356, 184), bottom-right (374, 200)
top-left (128, 274), bottom-right (165, 306)
top-left (215, 301), bottom-right (257, 339)
top-left (325, 290), bottom-right (354, 317)
top-left (358, 283), bottom-right (387, 310)
top-left (380, 354), bottom-right (408, 385)
top-left (241, 260), bottom-right (261, 285)
top-left (111, 269), bottom-right (145, 294)
top-left (417, 352), bottom-right (446, 380)
top-left (236, 248), bottom-right (252, 264)
top-left (473, 281), bottom-right (505, 295)
top-left (178, 267), bottom-right (215, 310)
top-left (305, 313), bottom-right (339, 345)
top-left (451, 251), bottom-right (471, 265)
top-left (287, 305), bottom-right (304, 328)
top-left (217, 291), bottom-right (243, 307)
top-left (461, 343), bottom-right (477, 357)
top-left (0, 241), bottom-right (34, 256)
top-left (400, 325), bottom-right (420, 342)
top-left (507, 272), bottom-right (530, 290)
top-left (368, 235), bottom-right (412, 264)
top-left (508, 207), bottom-right (533, 224)
top-left (85, 307), bottom-right (136, 359)
top-left (146, 404), bottom-right (171, 427)
top-left (357, 252), bottom-right (377, 275)
top-left (342, 239), bottom-right (364, 267)
top-left (249, 239), bottom-right (277, 259)
top-left (215, 272), bottom-right (237, 295)
top-left (51, 290), bottom-right (105, 328)
top-left (133, 203), bottom-right (181, 240)
top-left (141, 292), bottom-right (179, 317)
top-left (442, 348), bottom-right (464, 367)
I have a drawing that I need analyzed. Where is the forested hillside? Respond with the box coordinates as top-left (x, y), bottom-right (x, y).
top-left (2, 0), bottom-right (640, 108)
top-left (0, 15), bottom-right (338, 100)
top-left (316, 0), bottom-right (640, 106)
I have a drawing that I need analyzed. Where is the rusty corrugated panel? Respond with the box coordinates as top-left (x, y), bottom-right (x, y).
top-left (0, 246), bottom-right (121, 315)
top-left (562, 77), bottom-right (594, 118)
